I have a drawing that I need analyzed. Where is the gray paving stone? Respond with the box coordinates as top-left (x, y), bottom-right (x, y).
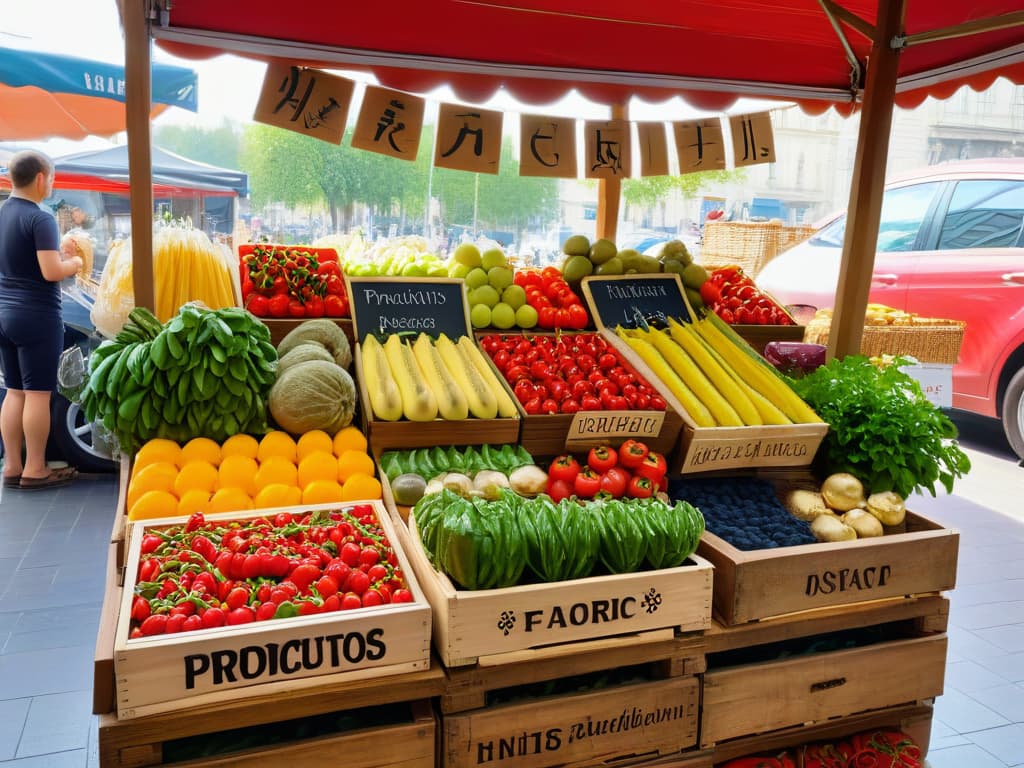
top-left (976, 625), bottom-right (1024, 654)
top-left (927, 742), bottom-right (1014, 768)
top-left (16, 690), bottom-right (93, 758)
top-left (976, 652), bottom-right (1024, 684)
top-left (952, 580), bottom-right (1024, 608)
top-left (0, 645), bottom-right (94, 699)
top-left (966, 684), bottom-right (1024, 724)
top-left (953, 601), bottom-right (1024, 631)
top-left (934, 688), bottom-right (1011, 733)
top-left (946, 659), bottom-right (1012, 693)
top-left (967, 723), bottom-right (1024, 766)
top-left (1, 748), bottom-right (87, 767)
top-left (0, 698), bottom-right (31, 760)
top-left (929, 717), bottom-right (972, 751)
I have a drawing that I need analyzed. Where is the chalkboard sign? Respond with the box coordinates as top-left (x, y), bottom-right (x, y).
top-left (581, 274), bottom-right (693, 331)
top-left (347, 277), bottom-right (470, 342)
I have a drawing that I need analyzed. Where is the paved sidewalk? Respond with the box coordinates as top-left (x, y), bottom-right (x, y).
top-left (0, 475), bottom-right (1021, 765)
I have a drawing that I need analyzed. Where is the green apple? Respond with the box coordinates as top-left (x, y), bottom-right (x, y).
top-left (448, 262), bottom-right (472, 278)
top-left (481, 248), bottom-right (507, 271)
top-left (561, 254), bottom-right (594, 283)
top-left (588, 238), bottom-right (617, 265)
top-left (515, 304), bottom-right (539, 329)
top-left (469, 284), bottom-right (500, 308)
top-left (465, 267), bottom-right (489, 290)
top-left (490, 302), bottom-right (516, 329)
top-left (453, 243), bottom-right (482, 268)
top-left (501, 284), bottom-right (527, 310)
top-left (487, 266), bottom-right (514, 292)
top-left (595, 256), bottom-right (624, 275)
top-left (562, 234), bottom-right (590, 256)
top-left (470, 303), bottom-right (492, 328)
top-left (681, 263), bottom-right (709, 291)
top-left (402, 262), bottom-right (428, 277)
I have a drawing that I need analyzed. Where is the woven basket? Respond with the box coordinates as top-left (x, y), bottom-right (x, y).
top-left (701, 222), bottom-right (816, 274)
top-left (804, 319), bottom-right (966, 365)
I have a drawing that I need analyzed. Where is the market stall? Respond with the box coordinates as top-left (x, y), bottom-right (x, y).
top-left (88, 2), bottom-right (1024, 766)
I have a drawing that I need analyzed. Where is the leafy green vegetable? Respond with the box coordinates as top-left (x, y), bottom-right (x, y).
top-left (382, 444), bottom-right (536, 481)
top-left (789, 356), bottom-right (971, 497)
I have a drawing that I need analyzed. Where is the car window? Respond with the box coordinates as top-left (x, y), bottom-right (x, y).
top-left (937, 179), bottom-right (1024, 249)
top-left (809, 182), bottom-right (940, 251)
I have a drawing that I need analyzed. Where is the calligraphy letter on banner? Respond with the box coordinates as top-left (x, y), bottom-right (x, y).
top-left (729, 111), bottom-right (776, 167)
top-left (352, 85), bottom-right (425, 160)
top-left (584, 119), bottom-right (632, 179)
top-left (434, 103), bottom-right (502, 174)
top-left (253, 64), bottom-right (354, 144)
top-left (635, 122), bottom-right (670, 177)
top-left (673, 119), bottom-right (726, 173)
top-left (519, 114), bottom-right (578, 178)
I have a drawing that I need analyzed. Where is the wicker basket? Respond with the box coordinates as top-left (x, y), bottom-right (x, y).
top-left (803, 319), bottom-right (966, 365)
top-left (701, 221), bottom-right (816, 274)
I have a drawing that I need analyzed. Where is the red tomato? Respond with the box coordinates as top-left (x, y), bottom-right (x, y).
top-left (560, 398), bottom-right (580, 414)
top-left (288, 299), bottom-right (306, 318)
top-left (547, 478), bottom-right (573, 503)
top-left (600, 466), bottom-right (631, 497)
top-left (587, 445), bottom-right (618, 473)
top-left (634, 451), bottom-right (668, 483)
top-left (619, 439), bottom-right (650, 469)
top-left (268, 293), bottom-right (290, 318)
top-left (340, 593), bottom-right (363, 610)
top-left (548, 455), bottom-right (580, 483)
top-left (627, 475), bottom-right (655, 499)
top-left (573, 467), bottom-right (602, 499)
top-left (580, 394), bottom-right (602, 411)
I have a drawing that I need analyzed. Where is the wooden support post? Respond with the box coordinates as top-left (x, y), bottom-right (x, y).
top-left (596, 103), bottom-right (627, 242)
top-left (828, 0), bottom-right (906, 359)
top-left (125, 0), bottom-right (156, 313)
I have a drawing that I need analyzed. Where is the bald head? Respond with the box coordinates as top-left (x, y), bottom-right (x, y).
top-left (8, 150), bottom-right (53, 190)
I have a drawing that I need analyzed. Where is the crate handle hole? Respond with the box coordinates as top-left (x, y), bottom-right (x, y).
top-left (810, 676), bottom-right (847, 692)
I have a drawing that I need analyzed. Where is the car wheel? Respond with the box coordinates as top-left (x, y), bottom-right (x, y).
top-left (1003, 366), bottom-right (1024, 462)
top-left (50, 394), bottom-right (117, 473)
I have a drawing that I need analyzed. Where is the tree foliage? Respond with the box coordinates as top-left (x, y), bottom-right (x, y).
top-left (622, 168), bottom-right (747, 207)
top-left (153, 120), bottom-right (242, 170)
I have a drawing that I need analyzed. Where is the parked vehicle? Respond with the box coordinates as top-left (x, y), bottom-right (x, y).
top-left (756, 159), bottom-right (1024, 460)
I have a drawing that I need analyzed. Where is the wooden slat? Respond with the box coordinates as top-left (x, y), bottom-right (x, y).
top-left (93, 543), bottom-right (121, 715)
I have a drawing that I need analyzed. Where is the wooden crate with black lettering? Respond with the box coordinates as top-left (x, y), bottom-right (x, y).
top-left (444, 674), bottom-right (701, 768)
top-left (700, 597), bottom-right (948, 749)
top-left (112, 502), bottom-right (432, 720)
top-left (396, 510), bottom-right (712, 669)
top-left (97, 679), bottom-right (443, 768)
top-left (699, 506), bottom-right (958, 625)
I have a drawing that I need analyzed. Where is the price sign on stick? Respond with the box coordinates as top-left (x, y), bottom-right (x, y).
top-left (347, 277), bottom-right (470, 342)
top-left (254, 64), bottom-right (354, 144)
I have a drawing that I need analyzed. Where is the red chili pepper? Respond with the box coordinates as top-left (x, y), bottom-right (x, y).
top-left (185, 512), bottom-right (205, 533)
top-left (139, 614), bottom-right (169, 636)
top-left (140, 534), bottom-right (164, 555)
top-left (191, 535), bottom-right (216, 563)
top-left (130, 595), bottom-right (151, 622)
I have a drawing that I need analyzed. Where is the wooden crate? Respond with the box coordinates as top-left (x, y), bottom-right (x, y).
top-left (699, 509), bottom-right (958, 625)
top-left (98, 669), bottom-right (444, 768)
top-left (398, 511), bottom-right (713, 668)
top-left (708, 701), bottom-right (933, 764)
top-left (113, 502), bottom-right (432, 720)
top-left (700, 618), bottom-right (946, 747)
top-left (354, 343), bottom-right (521, 455)
top-left (444, 675), bottom-right (701, 768)
top-left (478, 330), bottom-right (685, 457)
top-left (112, 454), bottom-right (130, 568)
top-left (93, 542), bottom-right (122, 715)
top-left (731, 323), bottom-right (805, 355)
top-left (601, 331), bottom-right (828, 475)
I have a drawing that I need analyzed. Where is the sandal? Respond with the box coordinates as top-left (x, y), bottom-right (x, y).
top-left (18, 466), bottom-right (78, 491)
top-left (2, 474), bottom-right (21, 488)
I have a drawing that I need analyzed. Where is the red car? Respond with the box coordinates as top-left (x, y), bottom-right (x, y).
top-left (757, 159), bottom-right (1024, 459)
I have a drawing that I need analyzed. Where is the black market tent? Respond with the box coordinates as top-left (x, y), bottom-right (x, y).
top-left (54, 144), bottom-right (248, 197)
top-left (118, 1), bottom-right (1024, 357)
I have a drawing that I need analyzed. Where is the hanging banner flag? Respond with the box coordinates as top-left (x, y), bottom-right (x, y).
top-left (584, 119), bottom-right (631, 179)
top-left (434, 103), bottom-right (502, 174)
top-left (635, 122), bottom-right (670, 177)
top-left (673, 119), bottom-right (726, 173)
top-left (729, 111), bottom-right (776, 167)
top-left (253, 64), bottom-right (354, 144)
top-left (352, 86), bottom-right (425, 160)
top-left (519, 114), bottom-right (577, 178)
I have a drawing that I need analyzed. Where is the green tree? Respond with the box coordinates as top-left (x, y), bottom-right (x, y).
top-left (238, 124), bottom-right (321, 210)
top-left (154, 120), bottom-right (242, 169)
top-left (622, 168), bottom-right (746, 208)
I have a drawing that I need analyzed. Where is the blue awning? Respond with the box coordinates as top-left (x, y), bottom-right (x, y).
top-left (0, 47), bottom-right (197, 112)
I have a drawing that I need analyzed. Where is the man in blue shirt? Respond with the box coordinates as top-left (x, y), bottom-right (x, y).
top-left (0, 150), bottom-right (82, 489)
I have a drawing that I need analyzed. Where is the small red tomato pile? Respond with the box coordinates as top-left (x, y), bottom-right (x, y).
top-left (699, 265), bottom-right (795, 326)
top-left (546, 440), bottom-right (668, 502)
top-left (479, 333), bottom-right (668, 415)
top-left (129, 508), bottom-right (413, 639)
top-left (514, 267), bottom-right (590, 329)
top-left (241, 244), bottom-right (350, 319)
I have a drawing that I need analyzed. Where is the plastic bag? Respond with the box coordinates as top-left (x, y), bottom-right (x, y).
top-left (90, 239), bottom-right (135, 338)
top-left (57, 345), bottom-right (86, 403)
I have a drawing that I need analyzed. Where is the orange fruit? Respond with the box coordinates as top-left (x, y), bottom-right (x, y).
top-left (254, 456), bottom-right (298, 491)
top-left (298, 451), bottom-right (340, 489)
top-left (180, 437), bottom-right (222, 467)
top-left (221, 433), bottom-right (260, 460)
top-left (207, 487), bottom-right (254, 514)
top-left (127, 461), bottom-right (179, 509)
top-left (128, 490), bottom-right (180, 521)
top-left (133, 439), bottom-right (181, 475)
top-left (258, 431), bottom-right (297, 463)
top-left (254, 483), bottom-right (302, 509)
top-left (297, 430), bottom-right (334, 462)
top-left (338, 450), bottom-right (375, 483)
top-left (173, 460), bottom-right (219, 497)
top-left (332, 426), bottom-right (368, 457)
top-left (177, 489), bottom-right (212, 517)
top-left (217, 454), bottom-right (259, 497)
top-left (341, 473), bottom-right (382, 501)
top-left (302, 480), bottom-right (345, 506)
